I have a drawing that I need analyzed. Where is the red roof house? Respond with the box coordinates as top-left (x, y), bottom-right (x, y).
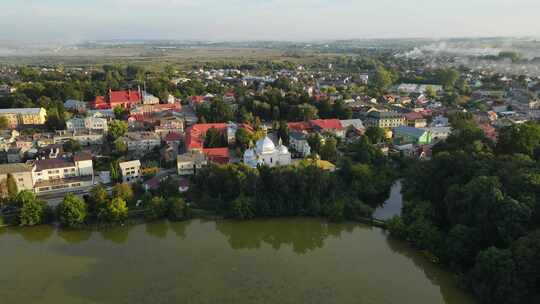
top-left (185, 123), bottom-right (228, 151)
top-left (93, 89), bottom-right (143, 110)
top-left (203, 148), bottom-right (230, 164)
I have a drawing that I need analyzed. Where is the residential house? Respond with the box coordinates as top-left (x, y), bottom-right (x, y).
top-left (142, 92), bottom-right (160, 105)
top-left (340, 119), bottom-right (366, 136)
top-left (0, 163), bottom-right (34, 197)
top-left (92, 88), bottom-right (142, 110)
top-left (423, 127), bottom-right (452, 141)
top-left (365, 111), bottom-right (405, 128)
top-left (29, 152), bottom-right (94, 195)
top-left (405, 112), bottom-right (427, 128)
top-left (118, 160), bottom-right (141, 183)
top-left (310, 119), bottom-right (345, 138)
top-left (0, 108), bottom-right (47, 128)
top-left (64, 99), bottom-right (87, 113)
top-left (119, 132), bottom-right (161, 155)
top-left (393, 126), bottom-right (433, 145)
top-left (289, 131), bottom-right (311, 157)
top-left (66, 117), bottom-right (108, 133)
top-left (177, 150), bottom-right (208, 175)
top-left (154, 115), bottom-right (185, 138)
top-left (54, 130), bottom-right (104, 146)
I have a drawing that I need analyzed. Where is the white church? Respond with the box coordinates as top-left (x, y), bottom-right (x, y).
top-left (243, 136), bottom-right (292, 168)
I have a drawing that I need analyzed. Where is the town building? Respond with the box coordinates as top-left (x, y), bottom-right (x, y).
top-left (0, 163), bottom-right (34, 196)
top-left (118, 160), bottom-right (141, 183)
top-left (64, 100), bottom-right (87, 113)
top-left (243, 137), bottom-right (291, 168)
top-left (364, 111), bottom-right (405, 128)
top-left (28, 152), bottom-right (94, 195)
top-left (310, 119), bottom-right (346, 138)
top-left (66, 117), bottom-right (108, 133)
top-left (119, 132), bottom-right (161, 155)
top-left (92, 88), bottom-right (142, 110)
top-left (154, 115), bottom-right (185, 138)
top-left (54, 130), bottom-right (104, 146)
top-left (177, 150), bottom-right (208, 175)
top-left (289, 131), bottom-right (311, 157)
top-left (393, 126), bottom-right (433, 145)
top-left (0, 108), bottom-right (47, 128)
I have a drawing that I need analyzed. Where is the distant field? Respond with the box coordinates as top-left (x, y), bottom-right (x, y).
top-left (0, 47), bottom-right (338, 69)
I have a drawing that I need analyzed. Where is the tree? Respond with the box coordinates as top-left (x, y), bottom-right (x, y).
top-left (372, 66), bottom-right (393, 95)
top-left (365, 126), bottom-right (385, 144)
top-left (497, 123), bottom-right (540, 158)
top-left (167, 196), bottom-right (188, 221)
top-left (88, 184), bottom-right (109, 213)
top-left (204, 127), bottom-right (226, 148)
top-left (425, 86), bottom-right (437, 99)
top-left (113, 106), bottom-right (128, 120)
top-left (436, 68), bottom-right (459, 90)
top-left (108, 120), bottom-right (128, 140)
top-left (44, 107), bottom-right (66, 131)
top-left (0, 116), bottom-right (9, 129)
top-left (63, 139), bottom-right (82, 153)
top-left (307, 133), bottom-right (323, 155)
top-left (298, 104), bottom-right (318, 121)
top-left (235, 128), bottom-right (252, 152)
top-left (110, 162), bottom-right (120, 183)
top-left (320, 137), bottom-right (337, 162)
top-left (99, 197), bottom-right (128, 222)
top-left (231, 195), bottom-right (254, 220)
top-left (277, 121), bottom-right (290, 146)
top-left (112, 183), bottom-right (134, 204)
top-left (114, 139), bottom-right (128, 156)
top-left (57, 194), bottom-right (87, 227)
top-left (6, 173), bottom-right (18, 199)
top-left (469, 247), bottom-right (519, 304)
top-left (144, 196), bottom-right (167, 220)
top-left (16, 191), bottom-right (47, 226)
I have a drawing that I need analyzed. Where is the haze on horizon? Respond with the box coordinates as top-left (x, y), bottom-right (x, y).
top-left (2, 0), bottom-right (539, 43)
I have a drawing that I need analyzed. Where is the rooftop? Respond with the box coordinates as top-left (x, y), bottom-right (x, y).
top-left (0, 163), bottom-right (32, 175)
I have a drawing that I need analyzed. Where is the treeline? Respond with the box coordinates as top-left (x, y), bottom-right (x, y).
top-left (388, 118), bottom-right (540, 304)
top-left (188, 138), bottom-right (395, 221)
top-left (0, 179), bottom-right (190, 228)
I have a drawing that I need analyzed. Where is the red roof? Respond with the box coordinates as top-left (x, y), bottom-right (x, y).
top-left (405, 112), bottom-right (424, 121)
top-left (185, 123), bottom-right (228, 150)
top-left (288, 121), bottom-right (311, 132)
top-left (93, 89), bottom-right (142, 110)
top-left (165, 132), bottom-right (183, 142)
top-left (203, 148), bottom-right (230, 164)
top-left (310, 119), bottom-right (344, 131)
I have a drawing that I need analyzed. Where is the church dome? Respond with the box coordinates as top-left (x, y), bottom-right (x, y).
top-left (278, 145), bottom-right (289, 154)
top-left (244, 148), bottom-right (255, 159)
top-left (256, 137), bottom-right (276, 154)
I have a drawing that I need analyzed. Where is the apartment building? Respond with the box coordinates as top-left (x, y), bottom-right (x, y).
top-left (0, 108), bottom-right (47, 128)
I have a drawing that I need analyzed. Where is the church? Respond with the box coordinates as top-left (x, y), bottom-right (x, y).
top-left (243, 136), bottom-right (292, 168)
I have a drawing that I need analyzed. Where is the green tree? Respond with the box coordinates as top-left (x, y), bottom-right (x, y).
top-left (231, 195), bottom-right (254, 220)
top-left (144, 196), bottom-right (167, 220)
top-left (436, 68), bottom-right (459, 89)
top-left (108, 120), bottom-right (128, 140)
top-left (57, 194), bottom-right (87, 227)
top-left (112, 183), bottom-right (134, 204)
top-left (320, 137), bottom-right (337, 162)
top-left (298, 103), bottom-right (318, 121)
top-left (99, 197), bottom-right (128, 222)
top-left (17, 191), bottom-right (47, 226)
top-left (63, 139), bottom-right (82, 153)
top-left (307, 133), bottom-right (323, 155)
top-left (113, 106), bottom-right (128, 120)
top-left (235, 128), bottom-right (252, 152)
top-left (0, 116), bottom-right (9, 129)
top-left (277, 121), bottom-right (290, 146)
top-left (365, 126), bottom-right (385, 144)
top-left (469, 247), bottom-right (519, 304)
top-left (372, 66), bottom-right (393, 94)
top-left (88, 183), bottom-right (109, 213)
top-left (167, 196), bottom-right (188, 221)
top-left (6, 173), bottom-right (18, 199)
top-left (204, 127), bottom-right (226, 148)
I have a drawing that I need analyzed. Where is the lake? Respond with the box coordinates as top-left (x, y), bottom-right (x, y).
top-left (0, 218), bottom-right (474, 304)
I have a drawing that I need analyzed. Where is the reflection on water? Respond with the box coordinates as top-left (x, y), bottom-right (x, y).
top-left (373, 181), bottom-right (403, 220)
top-left (0, 218), bottom-right (474, 304)
top-left (215, 218), bottom-right (354, 254)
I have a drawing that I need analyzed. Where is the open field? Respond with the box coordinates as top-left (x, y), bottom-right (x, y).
top-left (0, 47), bottom-right (340, 69)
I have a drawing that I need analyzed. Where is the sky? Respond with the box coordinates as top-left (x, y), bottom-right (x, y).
top-left (1, 0), bottom-right (539, 42)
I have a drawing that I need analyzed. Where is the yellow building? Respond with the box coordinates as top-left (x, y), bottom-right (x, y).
top-left (0, 108), bottom-right (47, 128)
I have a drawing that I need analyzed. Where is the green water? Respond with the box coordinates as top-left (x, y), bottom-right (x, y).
top-left (0, 218), bottom-right (474, 304)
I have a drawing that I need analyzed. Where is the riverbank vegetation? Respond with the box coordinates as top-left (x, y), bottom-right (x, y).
top-left (188, 138), bottom-right (396, 222)
top-left (388, 118), bottom-right (540, 304)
